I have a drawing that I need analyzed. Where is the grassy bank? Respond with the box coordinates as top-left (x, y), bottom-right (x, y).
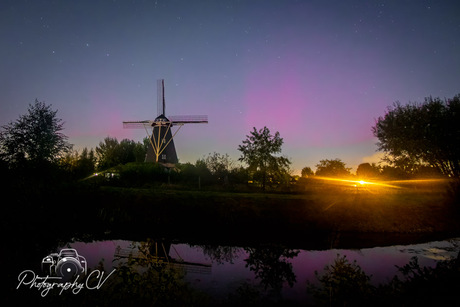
top-left (4, 177), bottom-right (459, 249)
top-left (94, 183), bottom-right (460, 248)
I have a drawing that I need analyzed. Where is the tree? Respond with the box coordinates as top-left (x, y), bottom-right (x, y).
top-left (356, 163), bottom-right (380, 179)
top-left (194, 158), bottom-right (213, 185)
top-left (0, 99), bottom-right (71, 166)
top-left (96, 137), bottom-right (120, 170)
top-left (203, 152), bottom-right (236, 185)
top-left (301, 166), bottom-right (314, 178)
top-left (61, 147), bottom-right (96, 179)
top-left (372, 95), bottom-right (460, 178)
top-left (238, 126), bottom-right (291, 191)
top-left (95, 137), bottom-right (146, 170)
top-left (204, 152), bottom-right (234, 176)
top-left (315, 159), bottom-right (351, 177)
top-left (117, 139), bottom-right (146, 164)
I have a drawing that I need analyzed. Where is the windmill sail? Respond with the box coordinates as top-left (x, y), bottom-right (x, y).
top-left (122, 115), bottom-right (208, 128)
top-left (157, 79), bottom-right (166, 116)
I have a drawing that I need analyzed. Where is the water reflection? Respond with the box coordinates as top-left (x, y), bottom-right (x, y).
top-left (59, 237), bottom-right (460, 305)
top-left (114, 239), bottom-right (211, 274)
top-left (244, 245), bottom-right (299, 291)
top-left (201, 245), bottom-right (241, 264)
top-left (108, 239), bottom-right (209, 305)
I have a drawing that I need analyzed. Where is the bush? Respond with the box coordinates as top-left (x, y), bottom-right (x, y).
top-left (117, 162), bottom-right (170, 187)
top-left (307, 254), bottom-right (374, 306)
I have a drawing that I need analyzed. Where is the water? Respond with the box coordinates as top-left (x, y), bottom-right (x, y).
top-left (58, 237), bottom-right (460, 304)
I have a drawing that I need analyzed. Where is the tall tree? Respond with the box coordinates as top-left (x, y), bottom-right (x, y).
top-left (95, 137), bottom-right (120, 170)
top-left (0, 99), bottom-right (71, 166)
top-left (372, 95), bottom-right (460, 178)
top-left (238, 126), bottom-right (291, 191)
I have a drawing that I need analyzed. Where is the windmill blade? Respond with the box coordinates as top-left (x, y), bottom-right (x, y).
top-left (157, 79), bottom-right (165, 116)
top-left (123, 120), bottom-right (152, 128)
top-left (169, 115), bottom-right (208, 124)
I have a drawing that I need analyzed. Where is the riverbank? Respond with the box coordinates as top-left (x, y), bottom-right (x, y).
top-left (92, 185), bottom-right (460, 249)
top-left (4, 181), bottom-right (460, 250)
top-left (4, 183), bottom-right (460, 306)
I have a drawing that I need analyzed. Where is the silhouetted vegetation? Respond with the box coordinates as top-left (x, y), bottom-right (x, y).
top-left (356, 162), bottom-right (380, 179)
top-left (372, 94), bottom-right (460, 209)
top-left (1, 100), bottom-right (459, 252)
top-left (301, 166), bottom-right (314, 177)
top-left (95, 136), bottom-right (147, 170)
top-left (315, 159), bottom-right (352, 178)
top-left (238, 126), bottom-right (291, 191)
top-left (373, 94), bottom-right (460, 179)
top-left (60, 147), bottom-right (97, 180)
top-left (2, 97), bottom-right (460, 305)
top-left (0, 99), bottom-right (72, 166)
top-left (308, 253), bottom-right (460, 306)
top-left (1, 101), bottom-right (455, 193)
top-left (308, 254), bottom-right (375, 306)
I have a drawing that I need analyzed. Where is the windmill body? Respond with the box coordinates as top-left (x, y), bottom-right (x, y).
top-left (123, 79), bottom-right (208, 165)
top-left (145, 115), bottom-right (178, 164)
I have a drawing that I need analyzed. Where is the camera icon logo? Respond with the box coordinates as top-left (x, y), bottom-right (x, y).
top-left (41, 248), bottom-right (87, 281)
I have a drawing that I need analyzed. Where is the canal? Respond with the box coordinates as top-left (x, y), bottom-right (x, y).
top-left (54, 236), bottom-right (460, 305)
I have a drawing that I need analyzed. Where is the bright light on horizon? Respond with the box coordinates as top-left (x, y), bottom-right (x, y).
top-left (313, 176), bottom-right (402, 190)
top-left (312, 176), bottom-right (451, 191)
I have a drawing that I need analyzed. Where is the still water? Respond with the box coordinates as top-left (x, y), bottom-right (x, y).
top-left (60, 237), bottom-right (460, 304)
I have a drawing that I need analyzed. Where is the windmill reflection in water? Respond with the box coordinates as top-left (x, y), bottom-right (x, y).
top-left (114, 239), bottom-right (212, 274)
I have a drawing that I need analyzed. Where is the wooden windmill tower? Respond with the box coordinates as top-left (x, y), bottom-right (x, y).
top-left (123, 79), bottom-right (208, 164)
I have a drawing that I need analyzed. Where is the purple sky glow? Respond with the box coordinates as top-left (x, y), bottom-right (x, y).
top-left (1, 0), bottom-right (459, 174)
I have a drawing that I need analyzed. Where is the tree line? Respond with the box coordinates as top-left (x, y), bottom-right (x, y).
top-left (1, 95), bottom-right (459, 191)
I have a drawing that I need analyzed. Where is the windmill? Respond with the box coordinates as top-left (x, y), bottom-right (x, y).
top-left (123, 79), bottom-right (208, 164)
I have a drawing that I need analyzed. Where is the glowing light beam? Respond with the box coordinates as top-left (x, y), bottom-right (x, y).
top-left (313, 176), bottom-right (402, 189)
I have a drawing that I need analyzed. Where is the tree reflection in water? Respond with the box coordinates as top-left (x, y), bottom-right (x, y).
top-left (200, 244), bottom-right (242, 264)
top-left (199, 243), bottom-right (301, 304)
top-left (244, 244), bottom-right (300, 293)
top-left (199, 243), bottom-right (300, 294)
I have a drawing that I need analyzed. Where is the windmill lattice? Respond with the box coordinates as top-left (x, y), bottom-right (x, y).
top-left (123, 79), bottom-right (208, 164)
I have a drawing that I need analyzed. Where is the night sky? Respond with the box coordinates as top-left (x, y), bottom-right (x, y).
top-left (1, 0), bottom-right (459, 174)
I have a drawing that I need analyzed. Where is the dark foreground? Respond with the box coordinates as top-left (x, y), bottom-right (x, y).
top-left (4, 184), bottom-right (460, 306)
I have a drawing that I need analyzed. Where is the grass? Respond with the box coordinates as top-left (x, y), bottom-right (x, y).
top-left (93, 181), bottom-right (460, 249)
top-left (5, 175), bottom-right (457, 249)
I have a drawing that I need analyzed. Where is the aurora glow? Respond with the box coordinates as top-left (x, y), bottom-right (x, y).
top-left (1, 0), bottom-right (459, 173)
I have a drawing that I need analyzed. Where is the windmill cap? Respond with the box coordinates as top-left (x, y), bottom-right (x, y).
top-left (152, 114), bottom-right (170, 125)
